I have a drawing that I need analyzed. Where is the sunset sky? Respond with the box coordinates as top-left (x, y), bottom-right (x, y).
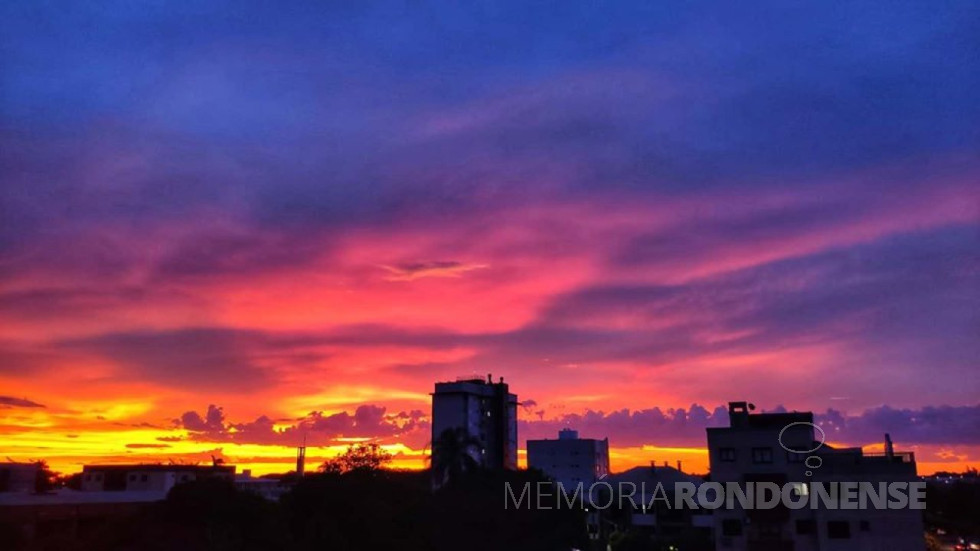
top-left (1, 1), bottom-right (978, 476)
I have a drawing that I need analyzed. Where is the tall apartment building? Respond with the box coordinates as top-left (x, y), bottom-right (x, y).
top-left (431, 374), bottom-right (518, 470)
top-left (707, 401), bottom-right (924, 551)
top-left (527, 428), bottom-right (609, 490)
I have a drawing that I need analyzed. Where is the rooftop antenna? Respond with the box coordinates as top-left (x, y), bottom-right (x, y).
top-left (296, 433), bottom-right (307, 476)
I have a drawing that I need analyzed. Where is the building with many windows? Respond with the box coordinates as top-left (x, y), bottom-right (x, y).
top-left (431, 374), bottom-right (518, 471)
top-left (707, 401), bottom-right (924, 551)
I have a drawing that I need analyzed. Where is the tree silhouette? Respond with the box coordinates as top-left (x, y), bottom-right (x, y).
top-left (429, 427), bottom-right (481, 488)
top-left (319, 443), bottom-right (392, 474)
top-left (33, 460), bottom-right (56, 493)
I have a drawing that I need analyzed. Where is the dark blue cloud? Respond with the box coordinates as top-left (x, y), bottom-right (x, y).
top-left (2, 0), bottom-right (977, 234)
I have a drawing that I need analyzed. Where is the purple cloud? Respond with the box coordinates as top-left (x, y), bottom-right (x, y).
top-left (521, 403), bottom-right (980, 449)
top-left (0, 395), bottom-right (45, 408)
top-left (175, 404), bottom-right (428, 447)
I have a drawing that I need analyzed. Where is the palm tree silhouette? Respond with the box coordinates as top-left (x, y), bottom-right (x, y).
top-left (429, 427), bottom-right (482, 488)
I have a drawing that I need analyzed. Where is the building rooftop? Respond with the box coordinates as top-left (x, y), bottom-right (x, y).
top-left (527, 429), bottom-right (609, 442)
top-left (82, 464), bottom-right (235, 473)
top-left (432, 375), bottom-right (518, 400)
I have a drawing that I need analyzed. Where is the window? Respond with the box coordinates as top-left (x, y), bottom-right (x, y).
top-left (827, 521), bottom-right (850, 539)
top-left (796, 519), bottom-right (816, 534)
top-left (128, 474), bottom-right (136, 481)
top-left (751, 447), bottom-right (773, 464)
top-left (719, 448), bottom-right (737, 462)
top-left (721, 519), bottom-right (743, 536)
top-left (787, 451), bottom-right (806, 463)
top-left (859, 520), bottom-right (870, 532)
top-left (140, 474), bottom-right (148, 482)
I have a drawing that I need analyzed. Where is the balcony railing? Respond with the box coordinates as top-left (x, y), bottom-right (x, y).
top-left (856, 452), bottom-right (915, 463)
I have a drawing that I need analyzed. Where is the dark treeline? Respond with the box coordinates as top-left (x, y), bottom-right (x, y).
top-left (11, 469), bottom-right (590, 551)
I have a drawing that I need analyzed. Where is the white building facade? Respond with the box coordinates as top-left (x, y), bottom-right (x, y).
top-left (526, 428), bottom-right (609, 490)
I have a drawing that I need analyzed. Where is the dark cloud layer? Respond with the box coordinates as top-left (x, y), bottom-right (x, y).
top-left (819, 405), bottom-right (980, 446)
top-left (169, 401), bottom-right (980, 452)
top-left (56, 330), bottom-right (278, 391)
top-left (0, 396), bottom-right (46, 408)
top-left (175, 404), bottom-right (428, 447)
top-left (521, 403), bottom-right (980, 449)
top-left (125, 443), bottom-right (171, 449)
